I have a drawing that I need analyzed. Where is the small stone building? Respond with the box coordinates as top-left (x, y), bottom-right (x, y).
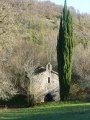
top-left (27, 63), bottom-right (60, 103)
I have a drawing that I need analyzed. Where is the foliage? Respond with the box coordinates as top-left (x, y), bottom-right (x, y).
top-left (0, 0), bottom-right (90, 102)
top-left (72, 43), bottom-right (90, 82)
top-left (71, 43), bottom-right (90, 101)
top-left (29, 94), bottom-right (35, 107)
top-left (57, 0), bottom-right (73, 101)
top-left (0, 69), bottom-right (17, 100)
top-left (7, 94), bottom-right (28, 107)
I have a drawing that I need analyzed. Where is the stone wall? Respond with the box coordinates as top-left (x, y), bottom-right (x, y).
top-left (29, 64), bottom-right (60, 103)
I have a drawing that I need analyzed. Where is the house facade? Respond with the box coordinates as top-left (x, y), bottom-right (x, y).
top-left (27, 63), bottom-right (60, 103)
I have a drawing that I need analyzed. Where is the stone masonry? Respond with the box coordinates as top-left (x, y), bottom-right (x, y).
top-left (27, 63), bottom-right (60, 103)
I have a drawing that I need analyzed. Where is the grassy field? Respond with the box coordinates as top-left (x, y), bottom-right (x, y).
top-left (0, 103), bottom-right (90, 120)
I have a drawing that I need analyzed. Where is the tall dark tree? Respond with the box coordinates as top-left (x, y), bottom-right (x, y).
top-left (57, 0), bottom-right (73, 101)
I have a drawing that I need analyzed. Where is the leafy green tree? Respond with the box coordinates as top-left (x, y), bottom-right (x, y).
top-left (57, 0), bottom-right (73, 101)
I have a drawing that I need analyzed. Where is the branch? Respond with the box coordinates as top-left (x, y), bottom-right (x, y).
top-left (0, 14), bottom-right (8, 23)
top-left (0, 30), bottom-right (5, 35)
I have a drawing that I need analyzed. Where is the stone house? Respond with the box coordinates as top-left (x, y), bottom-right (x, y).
top-left (27, 63), bottom-right (60, 103)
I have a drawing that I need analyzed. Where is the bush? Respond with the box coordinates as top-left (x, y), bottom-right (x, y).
top-left (29, 94), bottom-right (35, 107)
top-left (7, 94), bottom-right (28, 108)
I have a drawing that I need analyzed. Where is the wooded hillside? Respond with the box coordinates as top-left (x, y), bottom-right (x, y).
top-left (0, 0), bottom-right (90, 101)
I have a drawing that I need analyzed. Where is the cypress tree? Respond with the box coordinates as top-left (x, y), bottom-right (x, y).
top-left (57, 0), bottom-right (73, 101)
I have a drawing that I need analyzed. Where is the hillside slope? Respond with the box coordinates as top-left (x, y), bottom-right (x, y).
top-left (0, 0), bottom-right (90, 100)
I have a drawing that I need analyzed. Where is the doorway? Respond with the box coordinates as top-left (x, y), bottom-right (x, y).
top-left (44, 93), bottom-right (53, 102)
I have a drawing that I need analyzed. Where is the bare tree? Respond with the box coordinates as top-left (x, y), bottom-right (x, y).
top-left (0, 66), bottom-right (17, 100)
top-left (72, 43), bottom-right (90, 88)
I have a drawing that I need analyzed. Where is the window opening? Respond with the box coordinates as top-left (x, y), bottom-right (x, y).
top-left (48, 77), bottom-right (50, 83)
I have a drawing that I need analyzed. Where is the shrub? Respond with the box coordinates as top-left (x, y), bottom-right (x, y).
top-left (29, 94), bottom-right (35, 107)
top-left (7, 94), bottom-right (28, 108)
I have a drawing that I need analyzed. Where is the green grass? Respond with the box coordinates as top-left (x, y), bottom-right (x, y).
top-left (0, 103), bottom-right (90, 120)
